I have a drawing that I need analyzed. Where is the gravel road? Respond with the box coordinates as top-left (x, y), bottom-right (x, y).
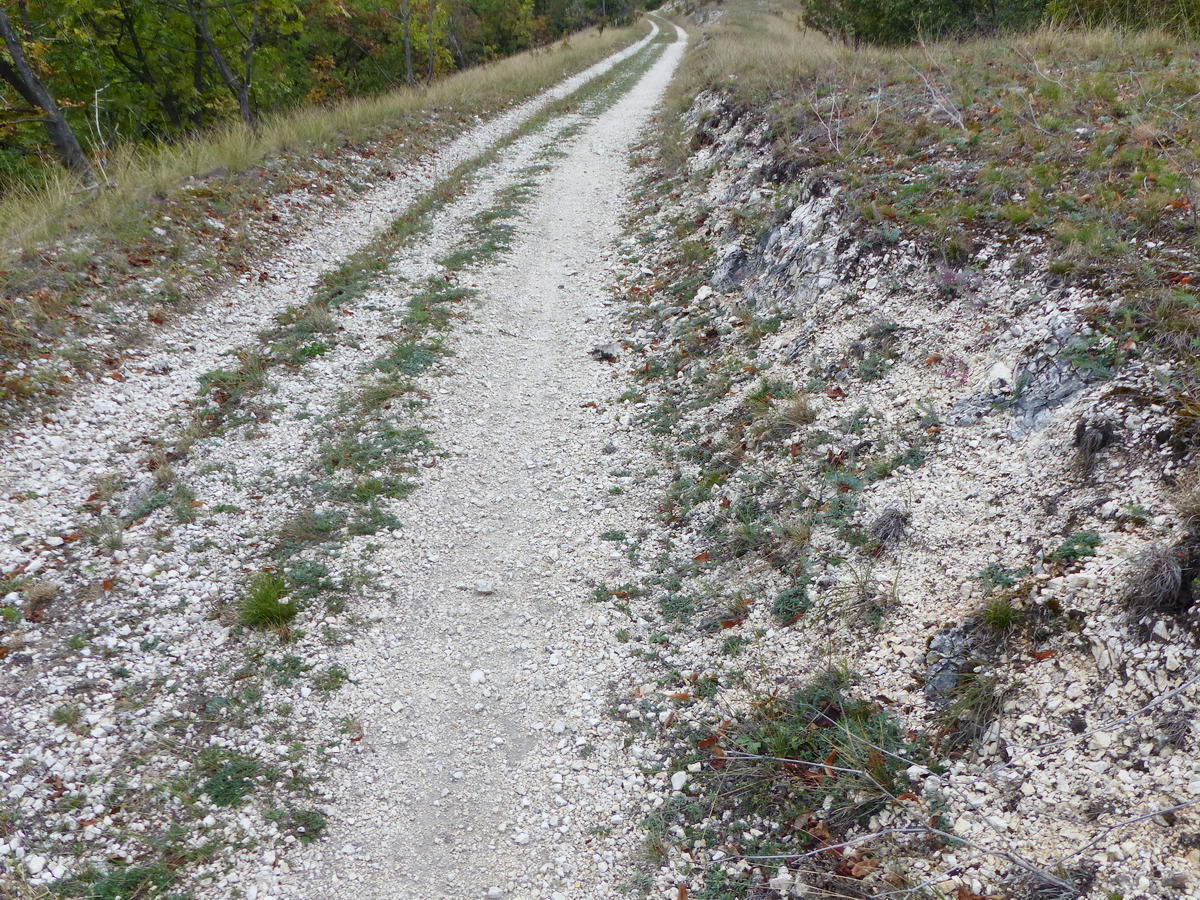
top-left (0, 15), bottom-right (685, 900)
top-left (280, 22), bottom-right (688, 900)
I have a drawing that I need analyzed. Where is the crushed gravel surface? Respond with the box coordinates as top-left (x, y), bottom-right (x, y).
top-left (281, 23), bottom-right (688, 900)
top-left (0, 16), bottom-right (685, 900)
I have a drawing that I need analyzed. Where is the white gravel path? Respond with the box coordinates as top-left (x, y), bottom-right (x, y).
top-left (0, 22), bottom-right (659, 576)
top-left (279, 22), bottom-right (687, 900)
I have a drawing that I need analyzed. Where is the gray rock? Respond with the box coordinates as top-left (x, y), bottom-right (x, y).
top-left (590, 343), bottom-right (621, 362)
top-left (924, 626), bottom-right (976, 707)
top-left (711, 247), bottom-right (753, 292)
top-left (1009, 354), bottom-right (1091, 437)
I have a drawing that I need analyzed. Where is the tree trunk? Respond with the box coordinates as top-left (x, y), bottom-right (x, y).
top-left (426, 0), bottom-right (434, 83)
top-left (235, 82), bottom-right (253, 127)
top-left (0, 9), bottom-right (95, 180)
top-left (401, 0), bottom-right (413, 85)
top-left (187, 0), bottom-right (256, 127)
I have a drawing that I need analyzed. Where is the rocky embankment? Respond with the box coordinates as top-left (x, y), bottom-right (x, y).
top-left (611, 91), bottom-right (1200, 898)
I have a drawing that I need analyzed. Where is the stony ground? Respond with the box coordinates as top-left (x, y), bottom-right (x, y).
top-left (597, 78), bottom-right (1200, 900)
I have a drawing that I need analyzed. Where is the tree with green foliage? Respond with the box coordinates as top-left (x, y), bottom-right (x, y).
top-left (174, 0), bottom-right (303, 126)
top-left (0, 7), bottom-right (93, 178)
top-left (801, 0), bottom-right (1047, 45)
top-left (0, 0), bottom-right (630, 184)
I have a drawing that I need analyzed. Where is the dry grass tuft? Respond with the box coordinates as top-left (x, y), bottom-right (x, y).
top-left (870, 506), bottom-right (909, 547)
top-left (1073, 418), bottom-right (1116, 471)
top-left (1124, 542), bottom-right (1186, 617)
top-left (1173, 466), bottom-right (1200, 525)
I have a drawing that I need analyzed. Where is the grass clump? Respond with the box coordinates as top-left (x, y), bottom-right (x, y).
top-left (268, 807), bottom-right (328, 843)
top-left (320, 425), bottom-right (431, 474)
top-left (51, 704), bottom-right (82, 727)
top-left (979, 595), bottom-right (1021, 633)
top-left (313, 666), bottom-right (351, 695)
top-left (274, 510), bottom-right (344, 559)
top-left (716, 668), bottom-right (931, 835)
top-left (67, 864), bottom-right (176, 900)
top-left (870, 506), bottom-right (909, 547)
top-left (339, 476), bottom-right (415, 504)
top-left (707, 495), bottom-right (774, 558)
top-left (239, 572), bottom-right (297, 630)
top-left (1124, 540), bottom-right (1196, 620)
top-left (196, 351), bottom-right (270, 425)
top-left (978, 562), bottom-right (1022, 592)
top-left (1050, 530), bottom-right (1102, 564)
top-left (196, 749), bottom-right (268, 807)
top-left (372, 341), bottom-right (440, 377)
top-left (939, 670), bottom-right (1012, 752)
top-left (347, 505), bottom-right (401, 536)
top-left (771, 577), bottom-right (811, 624)
top-left (1172, 466), bottom-right (1200, 525)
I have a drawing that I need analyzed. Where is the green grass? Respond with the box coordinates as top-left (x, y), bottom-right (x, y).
top-left (68, 864), bottom-right (176, 899)
top-left (313, 666), bottom-right (351, 695)
top-left (266, 654), bottom-right (310, 686)
top-left (979, 595), bottom-right (1021, 632)
top-left (334, 476), bottom-right (415, 504)
top-left (856, 351), bottom-right (891, 381)
top-left (372, 341), bottom-right (440, 377)
top-left (126, 482), bottom-right (197, 524)
top-left (939, 670), bottom-right (1012, 752)
top-left (658, 591), bottom-right (697, 623)
top-left (196, 749), bottom-right (269, 807)
top-left (720, 634), bottom-right (750, 656)
top-left (239, 572), bottom-right (297, 630)
top-left (195, 352), bottom-right (270, 426)
top-left (698, 667), bottom-right (931, 840)
top-left (770, 579), bottom-right (811, 624)
top-left (1051, 530), bottom-right (1102, 564)
top-left (275, 511), bottom-right (344, 559)
top-left (978, 562), bottom-right (1022, 592)
top-left (347, 505), bottom-right (401, 536)
top-left (51, 704), bottom-right (82, 727)
top-left (320, 426), bottom-right (431, 475)
top-left (267, 807), bottom-right (328, 844)
top-left (285, 560), bottom-right (334, 598)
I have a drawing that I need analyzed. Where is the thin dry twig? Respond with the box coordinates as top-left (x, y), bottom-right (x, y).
top-left (1058, 799), bottom-right (1200, 864)
top-left (1011, 667), bottom-right (1200, 754)
top-left (908, 60), bottom-right (965, 132)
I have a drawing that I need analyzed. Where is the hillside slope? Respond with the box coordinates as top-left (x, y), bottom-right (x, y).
top-left (604, 3), bottom-right (1200, 898)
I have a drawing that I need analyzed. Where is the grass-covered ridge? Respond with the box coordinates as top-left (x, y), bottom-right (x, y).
top-left (667, 6), bottom-right (1200, 426)
top-left (609, 2), bottom-right (1200, 897)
